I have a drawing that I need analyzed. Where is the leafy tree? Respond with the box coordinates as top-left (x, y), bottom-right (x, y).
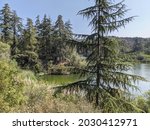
top-left (54, 0), bottom-right (145, 112)
top-left (133, 96), bottom-right (149, 113)
top-left (0, 4), bottom-right (12, 43)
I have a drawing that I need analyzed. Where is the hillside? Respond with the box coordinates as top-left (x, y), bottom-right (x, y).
top-left (118, 37), bottom-right (150, 51)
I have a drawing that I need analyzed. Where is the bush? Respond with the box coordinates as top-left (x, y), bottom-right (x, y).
top-left (0, 41), bottom-right (10, 59)
top-left (16, 92), bottom-right (99, 113)
top-left (0, 41), bottom-right (25, 112)
top-left (14, 52), bottom-right (42, 73)
top-left (133, 96), bottom-right (149, 113)
top-left (0, 59), bottom-right (25, 112)
top-left (137, 55), bottom-right (144, 61)
top-left (144, 49), bottom-right (150, 55)
top-left (144, 90), bottom-right (150, 111)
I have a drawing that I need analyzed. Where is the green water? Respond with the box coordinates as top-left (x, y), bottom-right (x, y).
top-left (39, 74), bottom-right (82, 85)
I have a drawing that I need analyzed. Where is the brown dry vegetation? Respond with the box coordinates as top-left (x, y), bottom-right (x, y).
top-left (13, 73), bottom-right (99, 113)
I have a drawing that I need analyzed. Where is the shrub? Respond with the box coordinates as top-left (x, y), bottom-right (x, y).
top-left (0, 41), bottom-right (25, 112)
top-left (144, 90), bottom-right (150, 112)
top-left (133, 96), bottom-right (149, 113)
top-left (0, 59), bottom-right (25, 112)
top-left (0, 41), bottom-right (10, 59)
top-left (137, 55), bottom-right (144, 61)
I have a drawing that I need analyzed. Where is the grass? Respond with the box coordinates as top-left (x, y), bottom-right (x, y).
top-left (9, 70), bottom-right (99, 113)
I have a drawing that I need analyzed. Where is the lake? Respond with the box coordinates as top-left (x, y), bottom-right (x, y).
top-left (40, 64), bottom-right (150, 94)
top-left (129, 64), bottom-right (150, 94)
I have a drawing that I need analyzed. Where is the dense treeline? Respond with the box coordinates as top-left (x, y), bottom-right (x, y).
top-left (0, 4), bottom-right (80, 73)
top-left (118, 37), bottom-right (150, 63)
top-left (119, 37), bottom-right (150, 52)
top-left (1, 4), bottom-right (150, 74)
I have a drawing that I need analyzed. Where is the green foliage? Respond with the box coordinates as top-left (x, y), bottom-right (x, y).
top-left (37, 15), bottom-right (52, 70)
top-left (0, 41), bottom-right (10, 58)
top-left (0, 42), bottom-right (25, 112)
top-left (0, 3), bottom-right (76, 73)
top-left (52, 15), bottom-right (73, 64)
top-left (0, 60), bottom-right (24, 105)
top-left (133, 96), bottom-right (149, 113)
top-left (19, 86), bottom-right (99, 113)
top-left (99, 90), bottom-right (143, 113)
top-left (133, 52), bottom-right (150, 63)
top-left (0, 4), bottom-right (12, 43)
top-left (15, 18), bottom-right (41, 72)
top-left (144, 90), bottom-right (150, 112)
top-left (118, 37), bottom-right (150, 63)
top-left (133, 38), bottom-right (144, 52)
top-left (14, 51), bottom-right (41, 72)
top-left (48, 64), bottom-right (69, 75)
top-left (11, 11), bottom-right (23, 56)
top-left (65, 47), bottom-right (87, 68)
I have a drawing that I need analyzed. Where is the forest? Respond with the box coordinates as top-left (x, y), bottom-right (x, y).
top-left (0, 0), bottom-right (150, 113)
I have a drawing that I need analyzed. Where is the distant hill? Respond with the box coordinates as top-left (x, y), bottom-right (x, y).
top-left (114, 37), bottom-right (150, 51)
top-left (120, 37), bottom-right (150, 46)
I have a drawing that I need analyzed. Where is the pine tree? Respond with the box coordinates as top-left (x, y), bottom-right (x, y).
top-left (11, 10), bottom-right (23, 56)
top-left (53, 15), bottom-right (73, 64)
top-left (38, 15), bottom-right (52, 70)
top-left (35, 15), bottom-right (41, 38)
top-left (35, 15), bottom-right (41, 59)
top-left (64, 20), bottom-right (73, 39)
top-left (0, 4), bottom-right (12, 43)
top-left (16, 18), bottom-right (39, 72)
top-left (54, 0), bottom-right (145, 112)
top-left (23, 18), bottom-right (37, 51)
top-left (54, 15), bottom-right (66, 38)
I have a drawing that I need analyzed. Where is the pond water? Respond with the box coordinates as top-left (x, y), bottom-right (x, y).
top-left (129, 64), bottom-right (150, 94)
top-left (39, 74), bottom-right (82, 85)
top-left (40, 64), bottom-right (150, 94)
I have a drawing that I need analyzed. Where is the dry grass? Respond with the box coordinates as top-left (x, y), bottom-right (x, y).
top-left (10, 71), bottom-right (99, 113)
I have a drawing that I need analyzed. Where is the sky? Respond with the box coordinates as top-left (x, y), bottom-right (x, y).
top-left (0, 0), bottom-right (150, 38)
